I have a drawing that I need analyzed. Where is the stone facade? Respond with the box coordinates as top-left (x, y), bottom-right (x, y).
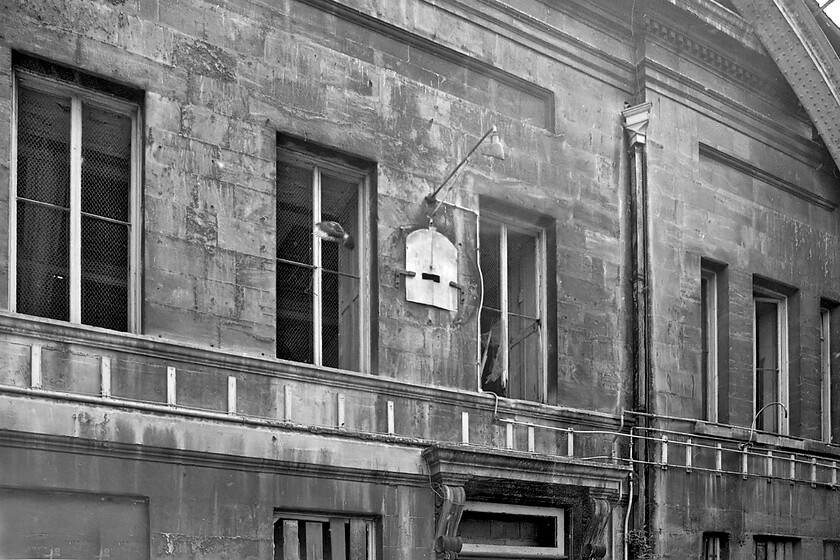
top-left (0, 0), bottom-right (838, 559)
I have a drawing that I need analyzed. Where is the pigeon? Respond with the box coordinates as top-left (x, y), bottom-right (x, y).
top-left (313, 220), bottom-right (355, 250)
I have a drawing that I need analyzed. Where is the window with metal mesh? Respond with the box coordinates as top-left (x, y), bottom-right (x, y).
top-left (479, 217), bottom-right (542, 401)
top-left (81, 104), bottom-right (131, 331)
top-left (14, 77), bottom-right (136, 332)
top-left (276, 156), bottom-right (363, 371)
top-left (16, 87), bottom-right (72, 322)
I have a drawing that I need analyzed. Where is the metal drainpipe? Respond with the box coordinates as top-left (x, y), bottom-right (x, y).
top-left (622, 101), bottom-right (653, 559)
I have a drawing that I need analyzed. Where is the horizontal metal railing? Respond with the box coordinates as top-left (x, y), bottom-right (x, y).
top-left (3, 320), bottom-right (840, 485)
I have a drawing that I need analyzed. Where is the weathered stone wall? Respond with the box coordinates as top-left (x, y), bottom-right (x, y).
top-left (0, 409), bottom-right (434, 559)
top-left (0, 0), bottom-right (634, 412)
top-left (643, 11), bottom-right (840, 437)
top-left (640, 6), bottom-right (840, 559)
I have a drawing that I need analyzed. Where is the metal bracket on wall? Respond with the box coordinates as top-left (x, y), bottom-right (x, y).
top-left (433, 485), bottom-right (466, 559)
top-left (393, 269), bottom-right (416, 288)
top-left (449, 281), bottom-right (465, 304)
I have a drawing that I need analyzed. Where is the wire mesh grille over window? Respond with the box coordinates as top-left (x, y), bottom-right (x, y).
top-left (320, 173), bottom-right (360, 370)
top-left (277, 163), bottom-right (316, 364)
top-left (15, 84), bottom-right (132, 331)
top-left (81, 104), bottom-right (131, 331)
top-left (16, 87), bottom-right (71, 321)
top-left (275, 159), bottom-right (361, 370)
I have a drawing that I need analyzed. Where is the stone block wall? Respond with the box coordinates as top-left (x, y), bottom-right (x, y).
top-left (0, 0), bottom-right (634, 413)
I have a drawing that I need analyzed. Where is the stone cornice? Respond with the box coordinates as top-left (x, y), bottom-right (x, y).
top-left (700, 143), bottom-right (839, 210)
top-left (0, 427), bottom-right (428, 486)
top-left (643, 15), bottom-right (784, 98)
top-left (641, 60), bottom-right (830, 169)
top-left (422, 443), bottom-right (630, 493)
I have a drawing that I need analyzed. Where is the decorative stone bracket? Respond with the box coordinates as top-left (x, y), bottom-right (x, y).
top-left (580, 497), bottom-right (613, 559)
top-left (433, 484), bottom-right (465, 559)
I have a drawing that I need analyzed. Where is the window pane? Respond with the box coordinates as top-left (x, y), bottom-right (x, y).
top-left (81, 104), bottom-right (131, 222)
top-left (276, 261), bottom-right (314, 364)
top-left (319, 173), bottom-right (360, 370)
top-left (755, 300), bottom-right (780, 432)
top-left (277, 163), bottom-right (314, 266)
top-left (480, 221), bottom-right (504, 395)
top-left (17, 87), bottom-right (71, 208)
top-left (507, 229), bottom-right (540, 401)
top-left (16, 201), bottom-right (70, 321)
top-left (322, 269), bottom-right (360, 371)
top-left (321, 173), bottom-right (358, 273)
top-left (81, 216), bottom-right (129, 331)
top-left (479, 221), bottom-right (501, 312)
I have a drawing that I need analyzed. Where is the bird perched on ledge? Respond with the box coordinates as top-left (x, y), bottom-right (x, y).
top-left (314, 220), bottom-right (355, 250)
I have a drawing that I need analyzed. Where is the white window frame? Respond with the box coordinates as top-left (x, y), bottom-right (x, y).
top-left (821, 307), bottom-right (832, 443)
top-left (753, 290), bottom-right (789, 436)
top-left (275, 149), bottom-right (371, 373)
top-left (273, 512), bottom-right (376, 560)
top-left (458, 502), bottom-right (566, 559)
top-left (478, 212), bottom-right (548, 402)
top-left (701, 268), bottom-right (719, 423)
top-left (9, 70), bottom-right (142, 332)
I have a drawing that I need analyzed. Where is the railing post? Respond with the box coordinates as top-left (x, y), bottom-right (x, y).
top-left (461, 412), bottom-right (469, 444)
top-left (811, 457), bottom-right (818, 488)
top-left (387, 401), bottom-right (395, 435)
top-left (789, 454), bottom-right (795, 485)
top-left (100, 356), bottom-right (111, 398)
top-left (766, 451), bottom-right (774, 482)
top-left (336, 393), bottom-right (345, 429)
top-left (741, 447), bottom-right (749, 479)
top-left (685, 438), bottom-right (693, 473)
top-left (715, 443), bottom-right (723, 477)
top-left (660, 435), bottom-right (669, 469)
top-left (227, 376), bottom-right (236, 414)
top-left (30, 344), bottom-right (42, 389)
top-left (567, 428), bottom-right (575, 457)
top-left (166, 366), bottom-right (176, 405)
top-left (284, 385), bottom-right (292, 422)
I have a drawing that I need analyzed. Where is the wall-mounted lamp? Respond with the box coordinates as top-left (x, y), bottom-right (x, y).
top-left (425, 126), bottom-right (505, 206)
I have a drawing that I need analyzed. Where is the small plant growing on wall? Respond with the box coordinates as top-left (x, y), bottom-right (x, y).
top-left (625, 529), bottom-right (657, 560)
